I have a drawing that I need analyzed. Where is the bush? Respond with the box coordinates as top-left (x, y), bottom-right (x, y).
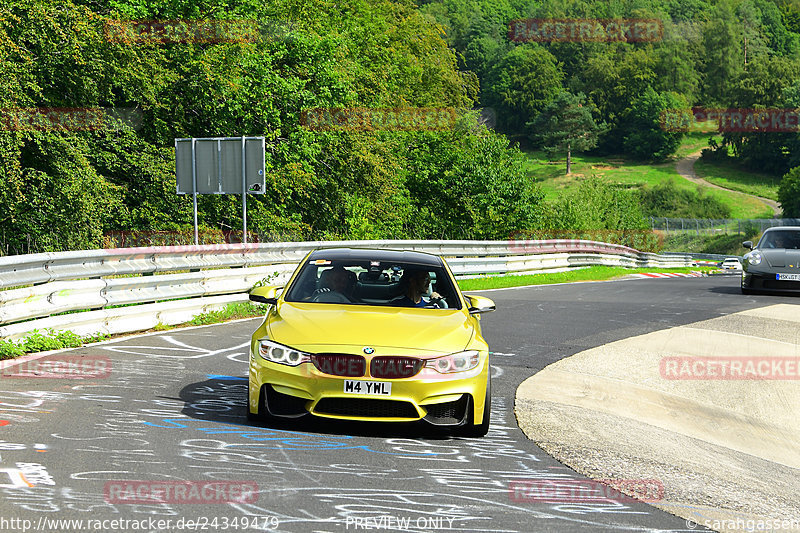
top-left (638, 179), bottom-right (731, 218)
top-left (82, 332), bottom-right (111, 344)
top-left (700, 138), bottom-right (732, 162)
top-left (21, 330), bottom-right (63, 353)
top-left (1, 329), bottom-right (88, 357)
top-left (778, 166), bottom-right (800, 217)
top-left (0, 339), bottom-right (25, 359)
top-left (525, 177), bottom-right (660, 251)
top-left (54, 330), bottom-right (83, 349)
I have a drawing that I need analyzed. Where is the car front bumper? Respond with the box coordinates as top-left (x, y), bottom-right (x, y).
top-left (248, 350), bottom-right (489, 425)
top-left (743, 270), bottom-right (800, 293)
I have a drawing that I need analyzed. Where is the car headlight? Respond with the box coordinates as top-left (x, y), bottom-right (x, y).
top-left (746, 251), bottom-right (762, 266)
top-left (425, 350), bottom-right (481, 373)
top-left (257, 340), bottom-right (311, 366)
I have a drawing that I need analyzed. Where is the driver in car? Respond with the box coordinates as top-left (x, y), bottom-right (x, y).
top-left (392, 269), bottom-right (443, 308)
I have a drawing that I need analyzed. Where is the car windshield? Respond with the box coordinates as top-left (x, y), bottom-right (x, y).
top-left (284, 258), bottom-right (461, 309)
top-left (759, 231), bottom-right (800, 250)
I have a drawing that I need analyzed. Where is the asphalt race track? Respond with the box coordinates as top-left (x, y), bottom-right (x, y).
top-left (1, 275), bottom-right (795, 533)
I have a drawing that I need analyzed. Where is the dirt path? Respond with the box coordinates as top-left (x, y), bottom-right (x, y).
top-left (676, 151), bottom-right (781, 217)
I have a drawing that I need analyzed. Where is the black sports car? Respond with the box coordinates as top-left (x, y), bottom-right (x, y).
top-left (741, 227), bottom-right (800, 294)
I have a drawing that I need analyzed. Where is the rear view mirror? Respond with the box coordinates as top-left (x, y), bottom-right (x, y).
top-left (743, 241), bottom-right (753, 250)
top-left (249, 285), bottom-right (283, 305)
top-left (464, 294), bottom-right (496, 315)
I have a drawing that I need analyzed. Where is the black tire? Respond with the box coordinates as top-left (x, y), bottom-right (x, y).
top-left (457, 375), bottom-right (491, 437)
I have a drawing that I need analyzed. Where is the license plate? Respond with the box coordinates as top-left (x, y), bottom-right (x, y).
top-left (343, 380), bottom-right (391, 396)
top-left (777, 273), bottom-right (800, 281)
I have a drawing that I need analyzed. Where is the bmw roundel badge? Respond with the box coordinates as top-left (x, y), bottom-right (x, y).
top-left (363, 347), bottom-right (375, 355)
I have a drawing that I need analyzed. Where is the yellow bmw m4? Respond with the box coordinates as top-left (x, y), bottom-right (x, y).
top-left (247, 248), bottom-right (495, 436)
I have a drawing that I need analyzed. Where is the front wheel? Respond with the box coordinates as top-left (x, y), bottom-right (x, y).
top-left (457, 375), bottom-right (491, 437)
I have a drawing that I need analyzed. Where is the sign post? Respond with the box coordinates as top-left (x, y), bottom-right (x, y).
top-left (175, 136), bottom-right (266, 245)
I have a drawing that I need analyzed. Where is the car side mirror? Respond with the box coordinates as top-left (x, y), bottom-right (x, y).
top-left (249, 285), bottom-right (283, 306)
top-left (464, 294), bottom-right (495, 314)
top-left (743, 241), bottom-right (753, 250)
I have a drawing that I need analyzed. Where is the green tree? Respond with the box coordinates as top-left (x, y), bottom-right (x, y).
top-left (578, 47), bottom-right (657, 153)
top-left (652, 22), bottom-right (702, 102)
top-left (404, 116), bottom-right (544, 239)
top-left (776, 0), bottom-right (800, 33)
top-left (729, 54), bottom-right (800, 108)
top-left (749, 0), bottom-right (799, 57)
top-left (721, 58), bottom-right (800, 175)
top-left (529, 91), bottom-right (604, 174)
top-left (485, 44), bottom-right (564, 134)
top-left (700, 1), bottom-right (745, 105)
top-left (621, 88), bottom-right (687, 161)
top-left (778, 166), bottom-right (800, 217)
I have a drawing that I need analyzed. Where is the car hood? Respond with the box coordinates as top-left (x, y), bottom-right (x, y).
top-left (760, 249), bottom-right (800, 268)
top-left (267, 302), bottom-right (474, 355)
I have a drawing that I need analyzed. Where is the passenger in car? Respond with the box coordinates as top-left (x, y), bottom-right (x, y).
top-left (311, 266), bottom-right (357, 302)
top-left (767, 233), bottom-right (789, 249)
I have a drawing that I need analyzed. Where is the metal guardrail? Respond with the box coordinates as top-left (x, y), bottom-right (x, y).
top-left (650, 217), bottom-right (800, 235)
top-left (0, 239), bottom-right (693, 341)
top-left (660, 252), bottom-right (740, 261)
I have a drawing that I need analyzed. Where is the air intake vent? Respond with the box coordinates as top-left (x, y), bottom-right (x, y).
top-left (312, 354), bottom-right (366, 377)
top-left (315, 398), bottom-right (419, 418)
top-left (370, 357), bottom-right (423, 379)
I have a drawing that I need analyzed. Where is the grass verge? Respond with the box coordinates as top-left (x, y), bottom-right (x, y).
top-left (694, 159), bottom-right (781, 201)
top-left (188, 301), bottom-right (264, 326)
top-left (457, 266), bottom-right (717, 291)
top-left (0, 330), bottom-right (111, 360)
